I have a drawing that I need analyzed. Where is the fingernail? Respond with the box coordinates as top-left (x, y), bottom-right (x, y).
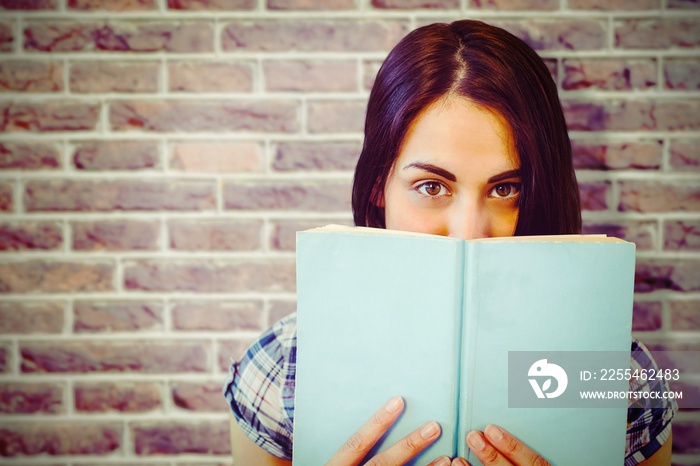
top-left (434, 457), bottom-right (451, 466)
top-left (485, 424), bottom-right (503, 442)
top-left (385, 396), bottom-right (402, 413)
top-left (452, 459), bottom-right (469, 466)
top-left (467, 430), bottom-right (485, 451)
top-left (420, 421), bottom-right (440, 439)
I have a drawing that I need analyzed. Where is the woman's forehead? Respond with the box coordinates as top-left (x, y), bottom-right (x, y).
top-left (397, 95), bottom-right (519, 173)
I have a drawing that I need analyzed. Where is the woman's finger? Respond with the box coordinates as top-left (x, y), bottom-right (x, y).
top-left (363, 420), bottom-right (442, 466)
top-left (427, 455), bottom-right (454, 466)
top-left (467, 426), bottom-right (551, 466)
top-left (484, 425), bottom-right (550, 466)
top-left (467, 430), bottom-right (512, 466)
top-left (325, 396), bottom-right (405, 466)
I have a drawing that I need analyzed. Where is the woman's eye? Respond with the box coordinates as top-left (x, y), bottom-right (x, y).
top-left (490, 183), bottom-right (520, 198)
top-left (416, 181), bottom-right (447, 197)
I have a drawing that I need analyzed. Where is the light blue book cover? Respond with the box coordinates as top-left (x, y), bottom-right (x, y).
top-left (293, 225), bottom-right (635, 466)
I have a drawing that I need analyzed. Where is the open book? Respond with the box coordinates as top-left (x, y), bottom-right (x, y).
top-left (293, 225), bottom-right (635, 465)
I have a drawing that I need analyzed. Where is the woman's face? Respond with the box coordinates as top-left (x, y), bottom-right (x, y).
top-left (383, 96), bottom-right (520, 240)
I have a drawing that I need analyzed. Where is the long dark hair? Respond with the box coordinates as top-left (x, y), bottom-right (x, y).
top-left (352, 20), bottom-right (581, 235)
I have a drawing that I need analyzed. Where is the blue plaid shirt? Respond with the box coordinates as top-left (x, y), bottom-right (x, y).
top-left (223, 313), bottom-right (677, 463)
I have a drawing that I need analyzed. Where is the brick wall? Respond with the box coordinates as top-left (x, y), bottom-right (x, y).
top-left (0, 0), bottom-right (698, 464)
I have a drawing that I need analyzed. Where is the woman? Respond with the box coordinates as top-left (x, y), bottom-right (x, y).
top-left (224, 20), bottom-right (676, 466)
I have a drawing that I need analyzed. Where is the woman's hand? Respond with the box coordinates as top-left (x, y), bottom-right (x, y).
top-left (325, 399), bottom-right (548, 466)
top-left (463, 425), bottom-right (550, 466)
top-left (325, 396), bottom-right (454, 466)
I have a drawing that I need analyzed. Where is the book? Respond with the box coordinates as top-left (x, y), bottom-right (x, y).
top-left (293, 225), bottom-right (635, 466)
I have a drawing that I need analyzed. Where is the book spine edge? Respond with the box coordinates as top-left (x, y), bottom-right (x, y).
top-left (458, 242), bottom-right (479, 460)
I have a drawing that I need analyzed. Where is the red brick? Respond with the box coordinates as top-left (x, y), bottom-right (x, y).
top-left (372, 0), bottom-right (458, 6)
top-left (0, 260), bottom-right (114, 293)
top-left (263, 216), bottom-right (297, 252)
top-left (582, 220), bottom-right (656, 251)
top-left (75, 382), bottom-right (161, 412)
top-left (218, 339), bottom-right (255, 370)
top-left (169, 61), bottom-right (253, 92)
top-left (72, 140), bottom-right (159, 170)
top-left (72, 220), bottom-right (160, 251)
top-left (168, 219), bottom-right (261, 251)
top-left (467, 0), bottom-right (556, 10)
top-left (21, 340), bottom-right (209, 373)
top-left (0, 423), bottom-right (121, 456)
top-left (615, 18), bottom-right (700, 49)
top-left (224, 180), bottom-right (351, 211)
top-left (77, 461), bottom-right (147, 466)
top-left (667, 0), bottom-right (700, 8)
top-left (269, 300), bottom-right (295, 325)
top-left (0, 0), bottom-right (56, 9)
top-left (0, 301), bottom-right (64, 333)
top-left (168, 0), bottom-right (254, 9)
top-left (24, 21), bottom-right (213, 52)
top-left (0, 101), bottom-right (99, 132)
top-left (0, 344), bottom-right (9, 372)
top-left (673, 421), bottom-right (700, 453)
top-left (0, 182), bottom-right (12, 211)
top-left (665, 220), bottom-right (700, 251)
top-left (308, 100), bottom-right (365, 133)
top-left (273, 141), bottom-right (361, 171)
top-left (491, 19), bottom-right (606, 51)
top-left (0, 60), bottom-right (62, 92)
top-left (670, 380), bottom-right (700, 412)
top-left (265, 60), bottom-right (357, 92)
top-left (110, 100), bottom-right (299, 133)
top-left (619, 180), bottom-right (700, 213)
top-left (655, 100), bottom-right (700, 130)
top-left (222, 20), bottom-right (408, 52)
top-left (0, 221), bottom-right (62, 251)
top-left (562, 58), bottom-right (656, 90)
top-left (170, 142), bottom-right (263, 172)
top-left (0, 142), bottom-right (60, 169)
top-left (74, 300), bottom-right (163, 332)
top-left (0, 22), bottom-right (13, 52)
top-left (631, 301), bottom-right (662, 331)
top-left (68, 0), bottom-right (157, 10)
top-left (571, 140), bottom-right (661, 170)
top-left (563, 100), bottom-right (647, 131)
top-left (0, 382), bottom-right (63, 413)
top-left (569, 0), bottom-right (658, 8)
top-left (172, 381), bottom-right (228, 412)
top-left (132, 420), bottom-right (229, 455)
top-left (70, 61), bottom-right (159, 93)
top-left (665, 58), bottom-right (700, 90)
top-left (670, 300), bottom-right (700, 330)
top-left (635, 258), bottom-right (700, 292)
top-left (565, 100), bottom-right (700, 131)
top-left (172, 300), bottom-right (263, 331)
top-left (24, 22), bottom-right (90, 51)
top-left (25, 179), bottom-right (215, 212)
top-left (578, 181), bottom-right (609, 211)
top-left (124, 259), bottom-right (296, 292)
top-left (363, 59), bottom-right (383, 90)
top-left (270, 218), bottom-right (352, 251)
top-left (268, 0), bottom-right (354, 8)
top-left (645, 339), bottom-right (700, 352)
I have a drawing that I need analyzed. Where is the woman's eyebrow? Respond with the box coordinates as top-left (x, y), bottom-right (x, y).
top-left (488, 169), bottom-right (521, 184)
top-left (403, 162), bottom-right (457, 182)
